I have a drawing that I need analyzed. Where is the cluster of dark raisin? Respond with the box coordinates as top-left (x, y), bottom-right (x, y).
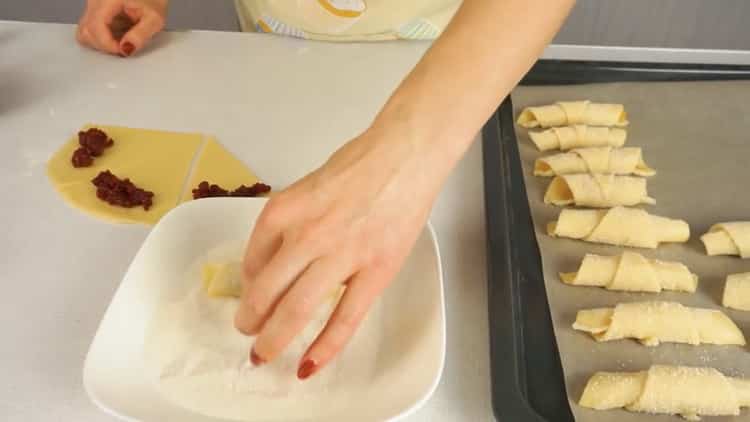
top-left (192, 181), bottom-right (271, 199)
top-left (71, 128), bottom-right (114, 167)
top-left (92, 170), bottom-right (154, 210)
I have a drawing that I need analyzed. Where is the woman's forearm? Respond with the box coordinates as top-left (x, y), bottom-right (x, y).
top-left (374, 0), bottom-right (575, 167)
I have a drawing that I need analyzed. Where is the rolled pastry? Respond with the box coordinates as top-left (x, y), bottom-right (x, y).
top-left (200, 262), bottom-right (344, 300)
top-left (201, 261), bottom-right (242, 297)
top-left (544, 174), bottom-right (654, 208)
top-left (561, 252), bottom-right (697, 293)
top-left (573, 301), bottom-right (745, 346)
top-left (528, 126), bottom-right (627, 152)
top-left (517, 101), bottom-right (629, 128)
top-left (533, 147), bottom-right (654, 176)
top-left (547, 206), bottom-right (689, 248)
top-left (723, 272), bottom-right (750, 311)
top-left (701, 222), bottom-right (750, 258)
top-left (579, 365), bottom-right (750, 420)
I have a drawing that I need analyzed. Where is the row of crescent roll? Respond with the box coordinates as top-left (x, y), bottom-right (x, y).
top-left (516, 101), bottom-right (750, 420)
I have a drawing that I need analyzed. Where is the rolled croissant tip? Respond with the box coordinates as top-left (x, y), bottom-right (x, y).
top-left (664, 219), bottom-right (691, 243)
top-left (517, 110), bottom-right (537, 128)
top-left (547, 221), bottom-right (558, 236)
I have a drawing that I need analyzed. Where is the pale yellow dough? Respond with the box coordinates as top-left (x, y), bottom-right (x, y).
top-left (701, 222), bottom-right (750, 258)
top-left (533, 147), bottom-right (654, 177)
top-left (47, 125), bottom-right (262, 225)
top-left (517, 101), bottom-right (629, 129)
top-left (580, 365), bottom-right (750, 420)
top-left (723, 272), bottom-right (750, 311)
top-left (547, 206), bottom-right (689, 248)
top-left (544, 174), bottom-right (654, 208)
top-left (201, 261), bottom-right (243, 298)
top-left (528, 125), bottom-right (627, 151)
top-left (573, 301), bottom-right (745, 346)
top-left (181, 136), bottom-right (260, 203)
top-left (201, 261), bottom-right (343, 301)
top-left (560, 252), bottom-right (697, 293)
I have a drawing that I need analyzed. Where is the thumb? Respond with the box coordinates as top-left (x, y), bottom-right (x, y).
top-left (119, 9), bottom-right (165, 56)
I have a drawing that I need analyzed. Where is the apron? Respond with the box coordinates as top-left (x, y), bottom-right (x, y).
top-left (235, 0), bottom-right (461, 41)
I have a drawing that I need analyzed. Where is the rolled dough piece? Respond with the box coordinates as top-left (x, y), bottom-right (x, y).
top-left (533, 147), bottom-right (654, 176)
top-left (701, 222), bottom-right (750, 258)
top-left (543, 174), bottom-right (655, 207)
top-left (723, 272), bottom-right (750, 311)
top-left (528, 126), bottom-right (627, 151)
top-left (201, 261), bottom-right (343, 302)
top-left (579, 365), bottom-right (750, 420)
top-left (517, 101), bottom-right (629, 128)
top-left (560, 252), bottom-right (697, 293)
top-left (47, 125), bottom-right (264, 225)
top-left (201, 261), bottom-right (243, 298)
top-left (573, 301), bottom-right (745, 346)
top-left (547, 206), bottom-right (690, 248)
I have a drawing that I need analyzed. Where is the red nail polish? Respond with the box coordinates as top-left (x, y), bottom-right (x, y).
top-left (297, 359), bottom-right (318, 380)
top-left (121, 42), bottom-right (134, 56)
top-left (250, 349), bottom-right (265, 366)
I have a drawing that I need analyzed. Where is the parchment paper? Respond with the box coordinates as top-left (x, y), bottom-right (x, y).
top-left (512, 81), bottom-right (750, 422)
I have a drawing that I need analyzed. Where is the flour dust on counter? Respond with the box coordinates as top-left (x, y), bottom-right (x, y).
top-left (143, 242), bottom-right (384, 421)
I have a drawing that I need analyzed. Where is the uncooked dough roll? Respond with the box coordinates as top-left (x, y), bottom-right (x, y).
top-left (201, 261), bottom-right (343, 301)
top-left (528, 126), bottom-right (627, 152)
top-left (579, 365), bottom-right (750, 420)
top-left (701, 222), bottom-right (750, 258)
top-left (533, 147), bottom-right (655, 176)
top-left (573, 301), bottom-right (745, 346)
top-left (201, 261), bottom-right (243, 297)
top-left (547, 206), bottom-right (689, 248)
top-left (723, 272), bottom-right (750, 311)
top-left (517, 101), bottom-right (629, 129)
top-left (544, 174), bottom-right (655, 208)
top-left (560, 252), bottom-right (697, 293)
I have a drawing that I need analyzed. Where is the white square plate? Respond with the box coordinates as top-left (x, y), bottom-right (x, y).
top-left (83, 198), bottom-right (445, 422)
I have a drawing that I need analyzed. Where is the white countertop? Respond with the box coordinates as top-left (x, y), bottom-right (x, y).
top-left (0, 21), bottom-right (492, 422)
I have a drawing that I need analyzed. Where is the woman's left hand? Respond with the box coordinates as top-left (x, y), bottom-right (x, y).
top-left (234, 121), bottom-right (449, 380)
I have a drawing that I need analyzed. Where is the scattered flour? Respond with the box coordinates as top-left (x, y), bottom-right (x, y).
top-left (143, 243), bottom-right (383, 421)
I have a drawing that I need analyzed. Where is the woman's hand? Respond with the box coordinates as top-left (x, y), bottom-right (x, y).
top-left (77, 0), bottom-right (168, 56)
top-left (234, 121), bottom-right (450, 380)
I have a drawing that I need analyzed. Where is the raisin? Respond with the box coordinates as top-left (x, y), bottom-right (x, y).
top-left (71, 147), bottom-right (94, 167)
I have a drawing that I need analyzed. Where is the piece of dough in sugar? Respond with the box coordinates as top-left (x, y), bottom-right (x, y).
top-left (517, 101), bottom-right (629, 129)
top-left (528, 126), bottom-right (628, 151)
top-left (723, 272), bottom-right (750, 311)
top-left (573, 301), bottom-right (745, 346)
top-left (701, 222), bottom-right (750, 258)
top-left (544, 174), bottom-right (655, 208)
top-left (580, 365), bottom-right (750, 420)
top-left (547, 206), bottom-right (690, 248)
top-left (560, 252), bottom-right (697, 293)
top-left (534, 147), bottom-right (654, 176)
top-left (201, 262), bottom-right (343, 302)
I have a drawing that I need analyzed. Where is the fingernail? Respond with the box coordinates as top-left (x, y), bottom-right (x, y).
top-left (250, 348), bottom-right (265, 366)
top-left (121, 42), bottom-right (134, 56)
top-left (297, 359), bottom-right (318, 380)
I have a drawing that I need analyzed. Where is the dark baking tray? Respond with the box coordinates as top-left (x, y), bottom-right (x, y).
top-left (482, 59), bottom-right (750, 422)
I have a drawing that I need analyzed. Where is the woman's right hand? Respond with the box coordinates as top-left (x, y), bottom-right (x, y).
top-left (77, 0), bottom-right (168, 57)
